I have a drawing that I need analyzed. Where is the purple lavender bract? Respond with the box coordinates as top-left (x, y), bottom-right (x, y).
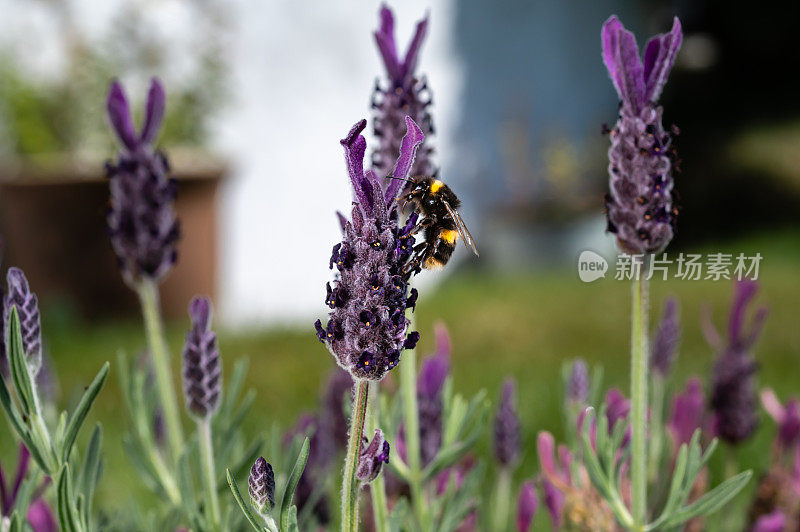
top-left (356, 429), bottom-right (390, 482)
top-left (3, 268), bottom-right (42, 377)
top-left (494, 378), bottom-right (521, 466)
top-left (651, 297), bottom-right (680, 376)
top-left (516, 480), bottom-right (538, 532)
top-left (105, 78), bottom-right (180, 285)
top-left (371, 5), bottom-right (435, 180)
top-left (707, 280), bottom-right (767, 444)
top-left (315, 117), bottom-right (424, 381)
top-left (248, 456), bottom-right (275, 514)
top-left (601, 16), bottom-right (682, 255)
top-left (182, 297), bottom-right (221, 418)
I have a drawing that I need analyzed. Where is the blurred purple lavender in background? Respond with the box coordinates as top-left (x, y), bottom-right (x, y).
top-left (762, 389), bottom-right (800, 452)
top-left (371, 4), bottom-right (435, 181)
top-left (752, 511), bottom-right (787, 532)
top-left (707, 280), bottom-right (767, 444)
top-left (516, 480), bottom-right (538, 532)
top-left (105, 78), bottom-right (180, 286)
top-left (601, 16), bottom-right (682, 255)
top-left (668, 377), bottom-right (706, 448)
top-left (3, 267), bottom-right (42, 377)
top-left (356, 429), bottom-right (390, 482)
top-left (494, 378), bottom-right (520, 466)
top-left (315, 118), bottom-right (424, 381)
top-left (182, 297), bottom-right (221, 418)
top-left (0, 444), bottom-right (56, 532)
top-left (651, 298), bottom-right (680, 377)
top-left (248, 456), bottom-right (275, 514)
top-left (566, 358), bottom-right (589, 405)
top-left (25, 499), bottom-right (57, 532)
top-left (417, 323), bottom-right (451, 465)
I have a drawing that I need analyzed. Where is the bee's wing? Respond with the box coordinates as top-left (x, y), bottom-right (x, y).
top-left (442, 199), bottom-right (479, 256)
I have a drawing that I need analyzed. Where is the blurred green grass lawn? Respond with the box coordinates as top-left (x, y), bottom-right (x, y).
top-left (1, 229), bottom-right (799, 517)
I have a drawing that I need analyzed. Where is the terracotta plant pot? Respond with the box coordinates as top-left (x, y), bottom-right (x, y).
top-left (0, 151), bottom-right (227, 320)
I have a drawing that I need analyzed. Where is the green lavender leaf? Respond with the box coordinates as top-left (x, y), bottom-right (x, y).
top-left (77, 424), bottom-right (103, 528)
top-left (61, 362), bottom-right (109, 464)
top-left (280, 437), bottom-right (309, 531)
top-left (660, 471), bottom-right (752, 529)
top-left (8, 309), bottom-right (35, 417)
top-left (226, 468), bottom-right (265, 532)
top-left (57, 464), bottom-right (82, 532)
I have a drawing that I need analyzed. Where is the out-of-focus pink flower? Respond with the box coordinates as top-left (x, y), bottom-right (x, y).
top-left (26, 499), bottom-right (56, 532)
top-left (761, 389), bottom-right (800, 451)
top-left (751, 511), bottom-right (786, 532)
top-left (541, 477), bottom-right (565, 529)
top-left (669, 378), bottom-right (706, 447)
top-left (516, 480), bottom-right (538, 532)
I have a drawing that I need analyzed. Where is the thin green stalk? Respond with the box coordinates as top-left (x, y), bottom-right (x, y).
top-left (198, 418), bottom-right (221, 529)
top-left (368, 381), bottom-right (389, 532)
top-left (648, 375), bottom-right (665, 486)
top-left (342, 379), bottom-right (370, 532)
top-left (490, 468), bottom-right (512, 531)
top-left (136, 279), bottom-right (184, 462)
top-left (630, 258), bottom-right (650, 529)
top-left (400, 334), bottom-right (427, 530)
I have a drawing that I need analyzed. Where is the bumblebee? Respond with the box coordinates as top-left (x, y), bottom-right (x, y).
top-left (393, 176), bottom-right (479, 275)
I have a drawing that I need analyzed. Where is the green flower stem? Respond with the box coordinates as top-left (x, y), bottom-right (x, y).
top-left (648, 374), bottom-right (666, 486)
top-left (631, 258), bottom-right (650, 529)
top-left (490, 467), bottom-right (512, 531)
top-left (198, 418), bottom-right (221, 529)
top-left (342, 379), bottom-right (370, 532)
top-left (399, 334), bottom-right (427, 530)
top-left (136, 279), bottom-right (184, 462)
top-left (367, 381), bottom-right (389, 532)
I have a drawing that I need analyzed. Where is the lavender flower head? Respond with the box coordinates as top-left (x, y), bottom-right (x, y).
top-left (315, 117), bottom-right (424, 381)
top-left (248, 457), bottom-right (275, 515)
top-left (708, 279), bottom-right (767, 444)
top-left (3, 268), bottom-right (42, 377)
top-left (566, 358), bottom-right (589, 405)
top-left (668, 377), bottom-right (706, 447)
top-left (182, 297), bottom-right (221, 418)
top-left (602, 16), bottom-right (682, 255)
top-left (371, 4), bottom-right (435, 180)
top-left (105, 78), bottom-right (180, 285)
top-left (651, 297), bottom-right (680, 376)
top-left (417, 323), bottom-right (451, 464)
top-left (516, 480), bottom-right (538, 532)
top-left (494, 378), bottom-right (521, 466)
top-left (357, 429), bottom-right (390, 482)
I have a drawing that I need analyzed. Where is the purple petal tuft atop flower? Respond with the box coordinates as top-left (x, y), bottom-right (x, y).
top-left (541, 477), bottom-right (565, 529)
top-left (371, 5), bottom-right (435, 180)
top-left (602, 16), bottom-right (682, 255)
top-left (317, 119), bottom-right (423, 381)
top-left (3, 268), bottom-right (42, 377)
top-left (752, 511), bottom-right (786, 532)
top-left (357, 429), bottom-right (390, 482)
top-left (516, 480), bottom-right (538, 532)
top-left (494, 378), bottom-right (521, 466)
top-left (417, 323), bottom-right (451, 464)
top-left (105, 78), bottom-right (180, 285)
top-left (761, 389), bottom-right (800, 452)
top-left (669, 377), bottom-right (706, 447)
top-left (182, 297), bottom-right (221, 418)
top-left (709, 280), bottom-right (766, 444)
top-left (248, 456), bottom-right (275, 514)
top-left (566, 358), bottom-right (589, 404)
top-left (651, 297), bottom-right (680, 376)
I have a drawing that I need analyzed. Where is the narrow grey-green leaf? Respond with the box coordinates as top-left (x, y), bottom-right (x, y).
top-left (662, 471), bottom-right (752, 529)
top-left (8, 308), bottom-right (35, 417)
top-left (280, 437), bottom-right (310, 531)
top-left (61, 362), bottom-right (109, 464)
top-left (225, 468), bottom-right (265, 531)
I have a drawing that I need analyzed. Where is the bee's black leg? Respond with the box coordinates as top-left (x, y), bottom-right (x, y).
top-left (410, 214), bottom-right (437, 235)
top-left (403, 242), bottom-right (431, 275)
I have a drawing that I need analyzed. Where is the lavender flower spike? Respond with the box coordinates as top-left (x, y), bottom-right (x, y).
top-left (516, 480), bottom-right (538, 532)
top-left (668, 378), bottom-right (706, 447)
top-left (651, 297), bottom-right (680, 376)
top-left (494, 378), bottom-right (521, 466)
top-left (417, 323), bottom-right (451, 464)
top-left (356, 429), bottom-right (390, 482)
top-left (3, 268), bottom-right (42, 377)
top-left (248, 457), bottom-right (275, 515)
top-left (371, 4), bottom-right (435, 181)
top-left (105, 78), bottom-right (180, 285)
top-left (182, 297), bottom-right (221, 418)
top-left (566, 358), bottom-right (589, 404)
top-left (708, 280), bottom-right (767, 444)
top-left (602, 16), bottom-right (683, 255)
top-left (315, 117), bottom-right (424, 381)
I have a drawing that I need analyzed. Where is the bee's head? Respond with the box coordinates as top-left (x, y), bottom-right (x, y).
top-left (408, 177), bottom-right (430, 197)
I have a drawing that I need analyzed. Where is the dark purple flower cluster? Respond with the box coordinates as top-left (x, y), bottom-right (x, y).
top-left (2, 268), bottom-right (42, 377)
top-left (601, 16), bottom-right (682, 255)
top-left (417, 323), bottom-right (450, 465)
top-left (182, 297), bottom-right (221, 418)
top-left (315, 117), bottom-right (424, 381)
top-left (248, 456), bottom-right (275, 514)
top-left (707, 280), bottom-right (767, 444)
top-left (371, 5), bottom-right (435, 180)
top-left (494, 378), bottom-right (521, 466)
top-left (651, 297), bottom-right (680, 377)
top-left (105, 79), bottom-right (180, 285)
top-left (357, 429), bottom-right (390, 483)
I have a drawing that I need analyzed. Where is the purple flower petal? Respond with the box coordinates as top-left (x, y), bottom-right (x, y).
top-left (516, 480), bottom-right (538, 532)
top-left (374, 6), bottom-right (401, 81)
top-left (541, 477), bottom-right (564, 529)
top-left (139, 77), bottom-right (166, 146)
top-left (601, 15), bottom-right (646, 111)
top-left (340, 119), bottom-right (374, 215)
top-left (643, 18), bottom-right (683, 104)
top-left (728, 279), bottom-right (760, 346)
top-left (401, 12), bottom-right (429, 81)
top-left (106, 80), bottom-right (138, 151)
top-left (26, 499), bottom-right (57, 532)
top-left (385, 116), bottom-right (425, 201)
top-left (669, 378), bottom-right (705, 447)
top-left (417, 323), bottom-right (451, 399)
top-left (752, 511), bottom-right (786, 532)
